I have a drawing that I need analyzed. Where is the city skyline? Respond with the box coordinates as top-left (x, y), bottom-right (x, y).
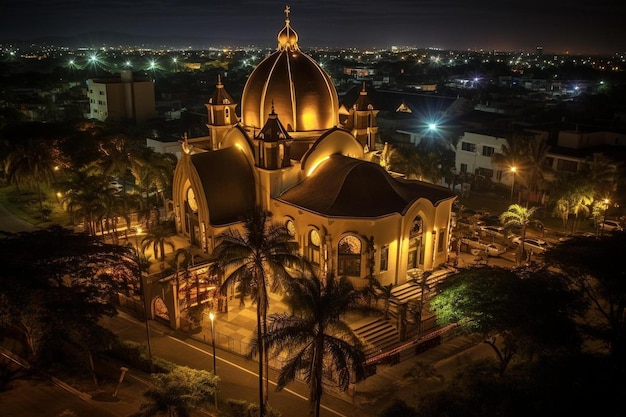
top-left (2, 1), bottom-right (625, 54)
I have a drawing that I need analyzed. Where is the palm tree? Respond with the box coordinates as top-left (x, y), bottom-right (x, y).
top-left (525, 135), bottom-right (551, 199)
top-left (141, 223), bottom-right (176, 270)
top-left (387, 143), bottom-right (443, 183)
top-left (499, 204), bottom-right (538, 265)
top-left (95, 135), bottom-right (144, 193)
top-left (492, 132), bottom-right (530, 194)
top-left (211, 209), bottom-right (302, 416)
top-left (133, 149), bottom-right (176, 211)
top-left (550, 173), bottom-right (594, 232)
top-left (61, 171), bottom-right (111, 235)
top-left (6, 140), bottom-right (57, 219)
top-left (261, 273), bottom-right (366, 417)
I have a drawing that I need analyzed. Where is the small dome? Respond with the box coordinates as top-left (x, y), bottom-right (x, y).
top-left (277, 20), bottom-right (298, 51)
top-left (241, 8), bottom-right (338, 133)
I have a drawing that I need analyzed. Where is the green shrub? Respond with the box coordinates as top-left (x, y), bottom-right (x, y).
top-left (107, 340), bottom-right (175, 373)
top-left (225, 399), bottom-right (281, 417)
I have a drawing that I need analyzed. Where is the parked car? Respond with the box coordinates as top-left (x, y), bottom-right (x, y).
top-left (461, 236), bottom-right (507, 257)
top-left (511, 237), bottom-right (552, 253)
top-left (600, 220), bottom-right (623, 232)
top-left (480, 225), bottom-right (506, 239)
top-left (558, 231), bottom-right (596, 242)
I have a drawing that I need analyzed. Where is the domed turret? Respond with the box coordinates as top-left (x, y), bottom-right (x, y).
top-left (241, 7), bottom-right (338, 133)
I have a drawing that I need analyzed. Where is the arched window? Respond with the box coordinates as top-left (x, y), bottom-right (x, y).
top-left (285, 218), bottom-right (296, 237)
top-left (337, 235), bottom-right (362, 277)
top-left (408, 216), bottom-right (424, 269)
top-left (307, 229), bottom-right (321, 265)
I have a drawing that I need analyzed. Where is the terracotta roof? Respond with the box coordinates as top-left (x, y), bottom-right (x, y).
top-left (277, 154), bottom-right (455, 217)
top-left (191, 147), bottom-right (256, 225)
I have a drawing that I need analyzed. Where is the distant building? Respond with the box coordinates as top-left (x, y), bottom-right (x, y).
top-left (87, 70), bottom-right (156, 123)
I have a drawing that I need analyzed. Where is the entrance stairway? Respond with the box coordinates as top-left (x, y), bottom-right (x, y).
top-left (350, 316), bottom-right (400, 358)
top-left (350, 267), bottom-right (454, 359)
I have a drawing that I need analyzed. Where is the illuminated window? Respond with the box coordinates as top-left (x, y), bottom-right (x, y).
top-left (307, 229), bottom-right (320, 265)
top-left (438, 230), bottom-right (445, 252)
top-left (380, 245), bottom-right (389, 271)
top-left (337, 235), bottom-right (361, 276)
top-left (286, 218), bottom-right (296, 237)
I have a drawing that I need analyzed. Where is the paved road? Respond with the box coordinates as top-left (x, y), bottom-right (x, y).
top-left (102, 312), bottom-right (365, 417)
top-left (0, 201), bottom-right (37, 233)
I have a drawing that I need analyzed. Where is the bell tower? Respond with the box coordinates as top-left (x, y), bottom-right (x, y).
top-left (205, 74), bottom-right (238, 150)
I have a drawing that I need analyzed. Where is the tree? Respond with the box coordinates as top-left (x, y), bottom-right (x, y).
top-left (430, 266), bottom-right (583, 376)
top-left (387, 143), bottom-right (444, 183)
top-left (141, 222), bottom-right (176, 270)
top-left (491, 133), bottom-right (530, 178)
top-left (499, 204), bottom-right (538, 265)
top-left (94, 135), bottom-right (144, 192)
top-left (260, 273), bottom-right (366, 417)
top-left (135, 366), bottom-right (218, 417)
top-left (0, 227), bottom-right (136, 363)
top-left (61, 170), bottom-right (112, 235)
top-left (401, 361), bottom-right (444, 409)
top-left (211, 209), bottom-right (302, 416)
top-left (525, 135), bottom-right (551, 196)
top-left (6, 139), bottom-right (57, 219)
top-left (544, 233), bottom-right (626, 368)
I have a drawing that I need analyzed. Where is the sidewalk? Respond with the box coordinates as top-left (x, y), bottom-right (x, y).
top-left (185, 288), bottom-right (486, 416)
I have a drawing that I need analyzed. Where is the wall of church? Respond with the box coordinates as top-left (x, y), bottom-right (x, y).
top-left (271, 199), bottom-right (453, 288)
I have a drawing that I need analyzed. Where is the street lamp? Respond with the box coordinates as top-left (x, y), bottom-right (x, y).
top-left (209, 311), bottom-right (217, 409)
top-left (510, 166), bottom-right (517, 202)
top-left (135, 227), bottom-right (153, 370)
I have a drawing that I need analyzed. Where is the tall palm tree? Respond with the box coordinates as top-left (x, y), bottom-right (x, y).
top-left (525, 135), bottom-right (551, 197)
top-left (133, 149), bottom-right (176, 210)
top-left (499, 204), bottom-right (538, 265)
top-left (95, 135), bottom-right (144, 192)
top-left (388, 143), bottom-right (443, 183)
top-left (550, 172), bottom-right (594, 232)
top-left (492, 132), bottom-right (530, 193)
top-left (61, 171), bottom-right (111, 235)
top-left (6, 140), bottom-right (57, 219)
top-left (141, 223), bottom-right (176, 270)
top-left (261, 273), bottom-right (366, 417)
top-left (211, 209), bottom-right (302, 416)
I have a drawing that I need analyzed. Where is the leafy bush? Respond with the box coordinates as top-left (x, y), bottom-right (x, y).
top-left (107, 340), bottom-right (175, 373)
top-left (224, 399), bottom-right (281, 417)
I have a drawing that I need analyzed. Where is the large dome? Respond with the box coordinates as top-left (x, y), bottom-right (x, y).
top-left (241, 9), bottom-right (339, 133)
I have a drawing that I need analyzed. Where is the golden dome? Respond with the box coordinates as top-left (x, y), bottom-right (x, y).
top-left (241, 7), bottom-right (338, 133)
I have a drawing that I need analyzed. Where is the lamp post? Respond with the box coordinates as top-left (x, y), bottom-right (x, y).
top-left (600, 198), bottom-right (609, 237)
top-left (135, 227), bottom-right (153, 370)
top-left (510, 166), bottom-right (517, 202)
top-left (209, 311), bottom-right (217, 409)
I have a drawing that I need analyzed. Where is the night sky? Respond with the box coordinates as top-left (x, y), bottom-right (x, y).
top-left (2, 0), bottom-right (625, 54)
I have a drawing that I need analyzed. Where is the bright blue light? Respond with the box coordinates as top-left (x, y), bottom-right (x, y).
top-left (428, 123), bottom-right (437, 130)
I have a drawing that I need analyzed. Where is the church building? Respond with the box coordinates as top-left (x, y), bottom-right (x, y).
top-left (172, 8), bottom-right (456, 287)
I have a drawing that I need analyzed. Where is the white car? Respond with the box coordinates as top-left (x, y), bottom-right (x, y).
top-left (461, 236), bottom-right (507, 257)
top-left (511, 237), bottom-right (551, 253)
top-left (600, 220), bottom-right (623, 232)
top-left (480, 225), bottom-right (506, 239)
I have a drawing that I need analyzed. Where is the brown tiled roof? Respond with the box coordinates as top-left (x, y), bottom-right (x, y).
top-left (277, 154), bottom-right (455, 217)
top-left (191, 147), bottom-right (256, 225)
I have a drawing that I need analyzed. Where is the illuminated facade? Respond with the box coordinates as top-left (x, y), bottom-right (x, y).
top-left (87, 70), bottom-right (156, 123)
top-left (172, 9), bottom-right (456, 287)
